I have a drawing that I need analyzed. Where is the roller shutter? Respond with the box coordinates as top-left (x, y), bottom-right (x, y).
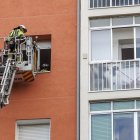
top-left (18, 124), bottom-right (50, 140)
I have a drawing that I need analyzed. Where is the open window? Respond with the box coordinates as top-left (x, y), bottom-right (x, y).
top-left (32, 35), bottom-right (51, 72)
top-left (113, 27), bottom-right (134, 60)
top-left (119, 39), bottom-right (134, 60)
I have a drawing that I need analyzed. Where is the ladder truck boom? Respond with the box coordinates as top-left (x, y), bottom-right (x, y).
top-left (0, 37), bottom-right (39, 108)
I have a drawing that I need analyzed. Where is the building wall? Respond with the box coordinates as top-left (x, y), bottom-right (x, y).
top-left (0, 0), bottom-right (77, 140)
top-left (80, 2), bottom-right (140, 140)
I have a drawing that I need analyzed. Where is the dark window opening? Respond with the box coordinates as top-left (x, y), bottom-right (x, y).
top-left (122, 48), bottom-right (134, 60)
top-left (32, 34), bottom-right (51, 72)
top-left (22, 50), bottom-right (28, 61)
top-left (40, 49), bottom-right (51, 71)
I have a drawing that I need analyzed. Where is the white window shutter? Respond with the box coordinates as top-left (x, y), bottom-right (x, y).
top-left (18, 124), bottom-right (50, 140)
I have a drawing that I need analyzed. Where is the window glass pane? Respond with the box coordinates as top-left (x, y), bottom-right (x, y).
top-left (116, 0), bottom-right (120, 6)
top-left (112, 0), bottom-right (115, 6)
top-left (102, 0), bottom-right (106, 7)
top-left (135, 16), bottom-right (140, 24)
top-left (94, 0), bottom-right (98, 7)
top-left (112, 17), bottom-right (133, 26)
top-left (90, 0), bottom-right (94, 8)
top-left (91, 30), bottom-right (111, 61)
top-left (135, 0), bottom-right (139, 4)
top-left (98, 0), bottom-right (102, 7)
top-left (129, 0), bottom-right (133, 5)
top-left (107, 0), bottom-right (110, 6)
top-left (120, 0), bottom-right (124, 5)
top-left (90, 18), bottom-right (110, 27)
top-left (90, 102), bottom-right (111, 111)
top-left (136, 100), bottom-right (140, 109)
top-left (113, 113), bottom-right (134, 140)
top-left (136, 27), bottom-right (140, 58)
top-left (91, 114), bottom-right (111, 140)
top-left (113, 100), bottom-right (134, 110)
top-left (138, 112), bottom-right (140, 140)
top-left (125, 0), bottom-right (129, 5)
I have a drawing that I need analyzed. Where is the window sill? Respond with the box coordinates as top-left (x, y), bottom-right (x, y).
top-left (34, 70), bottom-right (50, 74)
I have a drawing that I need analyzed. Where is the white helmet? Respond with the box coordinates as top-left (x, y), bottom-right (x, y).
top-left (19, 25), bottom-right (27, 32)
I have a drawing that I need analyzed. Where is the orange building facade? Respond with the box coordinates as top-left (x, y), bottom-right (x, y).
top-left (0, 0), bottom-right (77, 140)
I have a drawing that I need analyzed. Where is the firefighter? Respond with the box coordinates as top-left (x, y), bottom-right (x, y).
top-left (6, 25), bottom-right (27, 61)
top-left (8, 25), bottom-right (27, 40)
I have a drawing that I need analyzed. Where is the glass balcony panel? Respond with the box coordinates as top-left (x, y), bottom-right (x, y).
top-left (90, 63), bottom-right (112, 91)
top-left (90, 64), bottom-right (94, 91)
top-left (125, 0), bottom-right (129, 5)
top-left (94, 0), bottom-right (98, 7)
top-left (90, 60), bottom-right (140, 92)
top-left (90, 0), bottom-right (139, 8)
top-left (90, 0), bottom-right (94, 8)
top-left (91, 64), bottom-right (100, 91)
top-left (102, 0), bottom-right (106, 7)
top-left (98, 0), bottom-right (102, 7)
top-left (130, 61), bottom-right (135, 88)
top-left (136, 61), bottom-right (140, 88)
top-left (116, 0), bottom-right (120, 6)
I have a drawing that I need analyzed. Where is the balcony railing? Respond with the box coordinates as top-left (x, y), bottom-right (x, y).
top-left (90, 0), bottom-right (140, 8)
top-left (90, 60), bottom-right (140, 92)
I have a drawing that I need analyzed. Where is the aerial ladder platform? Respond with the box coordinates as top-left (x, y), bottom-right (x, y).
top-left (0, 37), bottom-right (40, 108)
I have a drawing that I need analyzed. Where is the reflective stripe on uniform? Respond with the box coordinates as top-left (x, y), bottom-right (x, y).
top-left (9, 30), bottom-right (15, 37)
top-left (17, 29), bottom-right (24, 37)
top-left (8, 29), bottom-right (24, 39)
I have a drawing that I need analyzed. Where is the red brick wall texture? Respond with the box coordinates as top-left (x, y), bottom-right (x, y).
top-left (0, 0), bottom-right (77, 140)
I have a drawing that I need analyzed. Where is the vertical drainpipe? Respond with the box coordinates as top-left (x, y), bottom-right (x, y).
top-left (77, 0), bottom-right (80, 139)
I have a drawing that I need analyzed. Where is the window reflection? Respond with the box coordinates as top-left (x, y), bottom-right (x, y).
top-left (113, 113), bottom-right (134, 140)
top-left (138, 112), bottom-right (140, 140)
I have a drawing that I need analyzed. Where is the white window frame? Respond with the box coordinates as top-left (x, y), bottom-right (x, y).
top-left (15, 119), bottom-right (51, 140)
top-left (89, 100), bottom-right (140, 140)
top-left (89, 16), bottom-right (140, 92)
top-left (89, 16), bottom-right (140, 64)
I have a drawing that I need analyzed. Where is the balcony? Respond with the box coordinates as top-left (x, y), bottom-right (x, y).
top-left (90, 0), bottom-right (140, 9)
top-left (90, 60), bottom-right (140, 92)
